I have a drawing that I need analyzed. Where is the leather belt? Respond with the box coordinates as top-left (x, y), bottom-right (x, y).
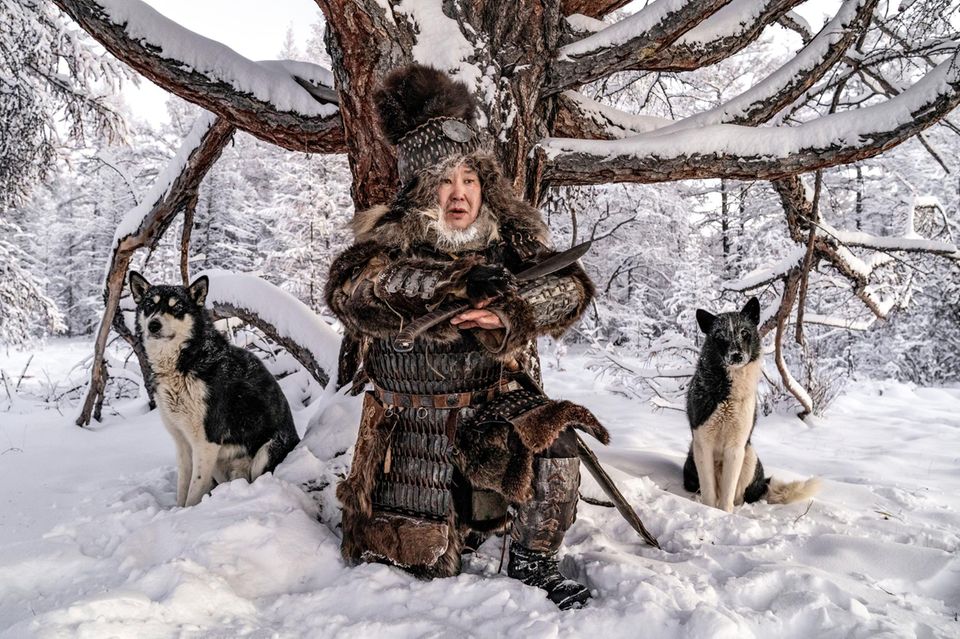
top-left (374, 380), bottom-right (516, 409)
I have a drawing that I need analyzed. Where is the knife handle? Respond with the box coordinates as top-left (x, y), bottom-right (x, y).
top-left (392, 303), bottom-right (471, 352)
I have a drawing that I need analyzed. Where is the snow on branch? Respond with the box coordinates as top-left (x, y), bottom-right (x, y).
top-left (818, 214), bottom-right (959, 256)
top-left (771, 175), bottom-right (943, 324)
top-left (536, 45), bottom-right (960, 186)
top-left (112, 113), bottom-right (221, 250)
top-left (725, 247), bottom-right (807, 291)
top-left (728, 224), bottom-right (957, 294)
top-left (53, 0), bottom-right (345, 153)
top-left (654, 0), bottom-right (880, 131)
top-left (562, 13), bottom-right (608, 44)
top-left (553, 91), bottom-right (672, 139)
top-left (632, 0), bottom-right (804, 72)
top-left (202, 271), bottom-right (340, 388)
top-left (546, 0), bottom-right (732, 95)
top-left (778, 11), bottom-right (813, 42)
top-left (826, 227), bottom-right (958, 255)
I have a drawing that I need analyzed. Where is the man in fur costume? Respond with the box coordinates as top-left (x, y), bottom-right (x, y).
top-left (325, 63), bottom-right (609, 610)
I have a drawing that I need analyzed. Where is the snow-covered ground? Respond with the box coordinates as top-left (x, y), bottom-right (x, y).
top-left (1, 339), bottom-right (958, 638)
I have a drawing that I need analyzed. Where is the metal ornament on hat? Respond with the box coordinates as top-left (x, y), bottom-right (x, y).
top-left (396, 116), bottom-right (479, 183)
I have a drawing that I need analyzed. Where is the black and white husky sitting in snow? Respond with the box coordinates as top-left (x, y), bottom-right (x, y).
top-left (683, 297), bottom-right (819, 512)
top-left (129, 271), bottom-right (300, 507)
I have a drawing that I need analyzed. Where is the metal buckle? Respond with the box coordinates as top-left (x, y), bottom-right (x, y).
top-left (416, 406), bottom-right (429, 420)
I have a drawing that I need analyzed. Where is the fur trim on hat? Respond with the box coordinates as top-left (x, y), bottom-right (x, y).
top-left (374, 64), bottom-right (477, 145)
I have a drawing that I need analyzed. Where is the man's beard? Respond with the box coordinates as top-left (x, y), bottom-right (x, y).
top-left (426, 213), bottom-right (482, 251)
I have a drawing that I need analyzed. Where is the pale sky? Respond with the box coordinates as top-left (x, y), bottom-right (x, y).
top-left (122, 0), bottom-right (838, 127)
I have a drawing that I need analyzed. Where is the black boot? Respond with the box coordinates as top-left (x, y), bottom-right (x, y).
top-left (508, 542), bottom-right (591, 610)
top-left (508, 451), bottom-right (592, 610)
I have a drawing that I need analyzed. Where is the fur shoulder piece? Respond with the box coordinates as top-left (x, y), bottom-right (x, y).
top-left (351, 204), bottom-right (392, 243)
top-left (374, 64), bottom-right (477, 144)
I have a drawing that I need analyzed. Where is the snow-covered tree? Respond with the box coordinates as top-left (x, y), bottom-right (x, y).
top-left (49, 0), bottom-right (960, 422)
top-left (0, 219), bottom-right (65, 346)
top-left (0, 0), bottom-right (128, 347)
top-left (0, 0), bottom-right (127, 210)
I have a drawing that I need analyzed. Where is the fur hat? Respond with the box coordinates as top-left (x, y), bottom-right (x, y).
top-left (374, 64), bottom-right (481, 183)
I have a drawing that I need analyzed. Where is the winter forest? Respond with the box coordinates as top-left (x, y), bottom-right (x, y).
top-left (2, 0), bottom-right (959, 637)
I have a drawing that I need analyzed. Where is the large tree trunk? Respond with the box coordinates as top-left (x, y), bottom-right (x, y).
top-left (314, 0), bottom-right (566, 206)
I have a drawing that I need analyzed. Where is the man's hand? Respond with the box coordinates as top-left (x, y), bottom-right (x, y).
top-left (451, 299), bottom-right (504, 330)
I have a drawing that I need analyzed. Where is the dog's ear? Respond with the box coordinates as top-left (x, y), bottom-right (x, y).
top-left (741, 297), bottom-right (761, 325)
top-left (188, 275), bottom-right (209, 306)
top-left (695, 309), bottom-right (716, 334)
top-left (129, 271), bottom-right (151, 304)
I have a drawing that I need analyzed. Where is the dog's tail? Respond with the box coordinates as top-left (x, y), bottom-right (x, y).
top-left (765, 477), bottom-right (821, 504)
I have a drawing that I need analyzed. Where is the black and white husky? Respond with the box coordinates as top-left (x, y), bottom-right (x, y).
top-left (683, 297), bottom-right (819, 512)
top-left (129, 271), bottom-right (300, 507)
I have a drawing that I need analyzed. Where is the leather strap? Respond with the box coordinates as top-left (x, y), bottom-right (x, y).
top-left (374, 380), bottom-right (515, 409)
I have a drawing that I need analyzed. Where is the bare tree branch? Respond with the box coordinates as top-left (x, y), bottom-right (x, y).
top-left (53, 0), bottom-right (346, 154)
top-left (772, 268), bottom-right (814, 415)
top-left (180, 193), bottom-right (197, 285)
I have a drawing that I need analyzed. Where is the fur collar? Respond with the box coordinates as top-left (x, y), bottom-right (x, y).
top-left (351, 152), bottom-right (550, 253)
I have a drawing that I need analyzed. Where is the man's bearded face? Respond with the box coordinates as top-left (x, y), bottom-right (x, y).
top-left (437, 163), bottom-right (482, 230)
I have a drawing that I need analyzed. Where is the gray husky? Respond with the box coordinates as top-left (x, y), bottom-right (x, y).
top-left (683, 297), bottom-right (819, 512)
top-left (130, 271), bottom-right (300, 507)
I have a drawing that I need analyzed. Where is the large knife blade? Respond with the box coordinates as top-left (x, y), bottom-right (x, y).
top-left (392, 240), bottom-right (592, 352)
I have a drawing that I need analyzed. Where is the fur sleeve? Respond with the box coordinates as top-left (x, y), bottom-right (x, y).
top-left (325, 241), bottom-right (395, 337)
top-left (325, 241), bottom-right (471, 342)
top-left (373, 255), bottom-right (480, 316)
top-left (518, 262), bottom-right (594, 337)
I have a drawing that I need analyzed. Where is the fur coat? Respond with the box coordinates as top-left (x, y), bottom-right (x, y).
top-left (324, 151), bottom-right (605, 577)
